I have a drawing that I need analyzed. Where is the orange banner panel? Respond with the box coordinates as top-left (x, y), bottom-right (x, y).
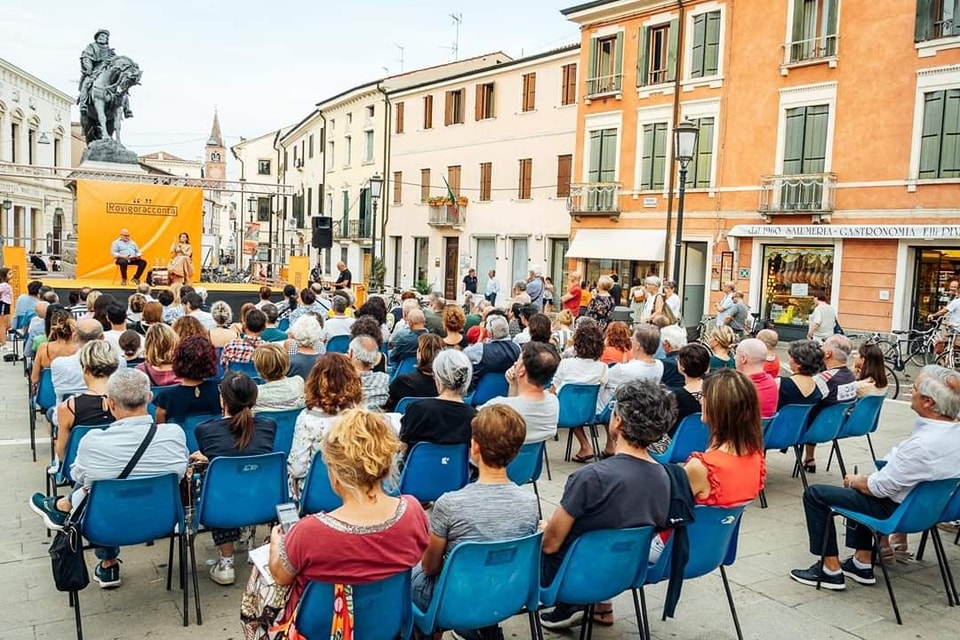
top-left (75, 180), bottom-right (203, 280)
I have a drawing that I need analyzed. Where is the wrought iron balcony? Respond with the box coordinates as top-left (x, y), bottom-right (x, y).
top-left (333, 218), bottom-right (372, 241)
top-left (585, 74), bottom-right (623, 97)
top-left (782, 34), bottom-right (839, 66)
top-left (758, 173), bottom-right (837, 219)
top-left (567, 183), bottom-right (621, 219)
top-left (427, 203), bottom-right (466, 227)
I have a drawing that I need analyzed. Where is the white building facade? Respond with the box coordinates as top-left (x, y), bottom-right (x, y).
top-left (277, 110), bottom-right (324, 272)
top-left (0, 57), bottom-right (73, 256)
top-left (385, 45), bottom-right (579, 302)
top-left (230, 128), bottom-right (289, 270)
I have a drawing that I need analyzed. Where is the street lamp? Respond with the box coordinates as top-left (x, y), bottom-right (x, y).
top-left (368, 172), bottom-right (384, 292)
top-left (245, 196), bottom-right (256, 270)
top-left (671, 118), bottom-right (700, 288)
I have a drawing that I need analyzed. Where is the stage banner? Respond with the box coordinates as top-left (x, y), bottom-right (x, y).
top-left (75, 180), bottom-right (203, 280)
top-left (287, 255), bottom-right (309, 290)
top-left (3, 246), bottom-right (28, 304)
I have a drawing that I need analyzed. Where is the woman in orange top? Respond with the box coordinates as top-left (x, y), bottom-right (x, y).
top-left (600, 321), bottom-right (632, 365)
top-left (578, 280), bottom-right (593, 316)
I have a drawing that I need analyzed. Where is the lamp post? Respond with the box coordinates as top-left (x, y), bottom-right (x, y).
top-left (368, 172), bottom-right (384, 292)
top-left (671, 118), bottom-right (700, 288)
top-left (246, 195), bottom-right (256, 271)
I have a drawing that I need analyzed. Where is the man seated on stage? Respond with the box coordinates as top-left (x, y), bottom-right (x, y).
top-left (111, 229), bottom-right (147, 286)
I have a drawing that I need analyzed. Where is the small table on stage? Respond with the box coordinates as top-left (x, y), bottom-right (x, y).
top-left (151, 267), bottom-right (169, 286)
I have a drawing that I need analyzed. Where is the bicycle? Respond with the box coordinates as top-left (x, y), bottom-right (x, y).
top-left (849, 324), bottom-right (945, 400)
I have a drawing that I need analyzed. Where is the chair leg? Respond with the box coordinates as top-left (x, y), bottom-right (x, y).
top-left (793, 445), bottom-right (809, 490)
top-left (188, 533), bottom-right (203, 625)
top-left (816, 512), bottom-right (835, 590)
top-left (826, 441), bottom-right (835, 472)
top-left (588, 424), bottom-right (601, 462)
top-left (631, 589), bottom-right (646, 639)
top-left (564, 429), bottom-right (574, 462)
top-left (72, 590), bottom-right (83, 640)
top-left (180, 533), bottom-right (189, 626)
top-left (542, 446), bottom-right (552, 481)
top-left (866, 433), bottom-right (877, 463)
top-left (639, 588), bottom-right (651, 640)
top-left (930, 527), bottom-right (958, 607)
top-left (532, 481), bottom-right (542, 520)
top-left (166, 534), bottom-right (175, 590)
top-left (833, 441), bottom-right (847, 478)
top-left (918, 530), bottom-right (929, 562)
top-left (758, 488), bottom-right (768, 509)
top-left (29, 407), bottom-right (37, 462)
top-left (719, 565), bottom-right (744, 640)
top-left (873, 533), bottom-right (903, 625)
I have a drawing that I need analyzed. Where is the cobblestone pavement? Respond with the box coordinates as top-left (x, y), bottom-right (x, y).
top-left (1, 356), bottom-right (959, 639)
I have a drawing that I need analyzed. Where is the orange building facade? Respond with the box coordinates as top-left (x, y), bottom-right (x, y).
top-left (562, 0), bottom-right (960, 336)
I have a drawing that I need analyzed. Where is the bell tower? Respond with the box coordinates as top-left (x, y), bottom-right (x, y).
top-left (204, 109), bottom-right (226, 182)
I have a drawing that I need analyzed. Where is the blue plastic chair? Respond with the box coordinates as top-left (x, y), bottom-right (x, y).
top-left (506, 441), bottom-right (545, 518)
top-left (466, 374), bottom-right (509, 407)
top-left (49, 424), bottom-right (109, 497)
top-left (180, 413), bottom-right (221, 453)
top-left (916, 486), bottom-right (960, 600)
top-left (300, 451), bottom-right (343, 515)
top-left (414, 533), bottom-right (543, 637)
top-left (758, 403), bottom-right (817, 508)
top-left (277, 318), bottom-right (290, 332)
top-left (147, 384), bottom-right (179, 420)
top-left (263, 408), bottom-right (301, 456)
top-left (556, 383), bottom-right (602, 462)
top-left (214, 347), bottom-right (226, 379)
top-left (394, 397), bottom-right (425, 414)
top-left (325, 334), bottom-right (351, 354)
top-left (541, 527), bottom-right (655, 639)
top-left (296, 571), bottom-right (413, 640)
top-left (398, 443), bottom-right (470, 503)
top-left (390, 357), bottom-right (418, 383)
top-left (824, 479), bottom-right (960, 624)
top-left (78, 473), bottom-right (192, 630)
top-left (29, 367), bottom-right (56, 462)
top-left (804, 401), bottom-right (853, 447)
top-left (634, 505), bottom-right (748, 640)
top-left (227, 360), bottom-right (260, 378)
top-left (651, 413), bottom-right (709, 464)
top-left (827, 395), bottom-right (884, 476)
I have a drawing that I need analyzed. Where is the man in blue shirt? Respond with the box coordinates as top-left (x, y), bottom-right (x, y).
top-left (110, 229), bottom-right (147, 285)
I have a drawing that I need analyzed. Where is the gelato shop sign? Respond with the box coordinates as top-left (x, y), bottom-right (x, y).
top-left (729, 225), bottom-right (960, 239)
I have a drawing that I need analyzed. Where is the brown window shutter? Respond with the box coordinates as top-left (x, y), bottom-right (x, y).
top-left (523, 73), bottom-right (537, 111)
top-left (475, 85), bottom-right (483, 120)
top-left (424, 95), bottom-right (433, 129)
top-left (393, 171), bottom-right (402, 204)
top-left (396, 102), bottom-right (404, 134)
top-left (445, 92), bottom-right (453, 125)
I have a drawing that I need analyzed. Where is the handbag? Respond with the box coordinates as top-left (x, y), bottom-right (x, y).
top-left (659, 295), bottom-right (678, 324)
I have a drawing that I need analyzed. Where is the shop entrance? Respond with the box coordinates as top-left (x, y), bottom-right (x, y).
top-left (911, 248), bottom-right (960, 328)
top-left (759, 245), bottom-right (834, 340)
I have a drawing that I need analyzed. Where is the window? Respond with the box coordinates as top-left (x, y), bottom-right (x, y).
top-left (210, 152), bottom-right (221, 163)
top-left (365, 105), bottom-right (375, 118)
top-left (522, 73), bottom-right (536, 112)
top-left (326, 193), bottom-right (333, 215)
top-left (423, 95), bottom-right (434, 129)
top-left (346, 113), bottom-right (353, 125)
top-left (639, 21), bottom-right (678, 86)
top-left (445, 89), bottom-right (465, 125)
top-left (326, 141), bottom-right (334, 167)
top-left (690, 11), bottom-right (721, 78)
top-left (344, 136), bottom-right (352, 166)
top-left (479, 162), bottom-right (492, 201)
top-left (342, 190), bottom-right (350, 218)
top-left (447, 165), bottom-right (461, 197)
top-left (561, 63), bottom-right (578, 105)
top-left (511, 238), bottom-right (529, 284)
top-left (518, 158), bottom-right (533, 200)
top-left (318, 182), bottom-right (324, 212)
top-left (53, 137), bottom-right (61, 167)
top-left (685, 117), bottom-right (716, 188)
top-left (782, 104), bottom-right (830, 208)
top-left (307, 187), bottom-right (313, 217)
top-left (309, 134), bottom-right (314, 158)
top-left (789, 0), bottom-right (838, 62)
top-left (330, 119), bottom-right (335, 131)
top-left (919, 89), bottom-right (960, 179)
top-left (9, 122), bottom-right (18, 163)
top-left (393, 171), bottom-right (403, 204)
top-left (587, 128), bottom-right (618, 209)
top-left (258, 159), bottom-right (271, 175)
top-left (420, 168), bottom-right (431, 202)
top-left (293, 145), bottom-right (298, 167)
top-left (475, 83), bottom-right (495, 120)
top-left (27, 128), bottom-right (36, 165)
top-left (395, 102), bottom-right (405, 134)
top-left (414, 236), bottom-right (430, 285)
top-left (364, 131), bottom-right (374, 163)
top-left (556, 154), bottom-right (572, 198)
top-left (916, 0), bottom-right (960, 42)
top-left (257, 197), bottom-right (271, 222)
top-left (639, 123), bottom-right (668, 190)
top-left (587, 34), bottom-right (623, 95)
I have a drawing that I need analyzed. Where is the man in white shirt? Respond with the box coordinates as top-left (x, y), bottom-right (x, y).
top-left (487, 341), bottom-right (560, 444)
top-left (599, 324), bottom-right (664, 411)
top-left (715, 281), bottom-right (737, 325)
top-left (485, 270), bottom-right (500, 306)
top-left (183, 292), bottom-right (215, 331)
top-left (110, 229), bottom-right (148, 285)
top-left (389, 298), bottom-right (420, 347)
top-left (807, 290), bottom-right (838, 341)
top-left (52, 319), bottom-right (125, 404)
top-left (321, 295), bottom-right (356, 343)
top-left (929, 280), bottom-right (960, 327)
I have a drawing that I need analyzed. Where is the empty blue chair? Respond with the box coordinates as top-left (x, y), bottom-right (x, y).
top-left (651, 413), bottom-right (709, 464)
top-left (296, 571), bottom-right (413, 640)
top-left (556, 383), bottom-right (601, 462)
top-left (227, 360), bottom-right (259, 378)
top-left (300, 451), bottom-right (343, 515)
top-left (466, 374), bottom-right (509, 407)
top-left (390, 357), bottom-right (417, 383)
top-left (758, 403), bottom-right (817, 508)
top-left (398, 443), bottom-right (470, 503)
top-left (827, 395), bottom-right (884, 476)
top-left (264, 408), bottom-right (301, 456)
top-left (414, 533), bottom-right (542, 637)
top-left (394, 397), bottom-right (425, 414)
top-left (215, 347), bottom-right (226, 379)
top-left (325, 334), bottom-right (351, 354)
top-left (506, 441), bottom-right (545, 518)
top-left (180, 413), bottom-right (221, 453)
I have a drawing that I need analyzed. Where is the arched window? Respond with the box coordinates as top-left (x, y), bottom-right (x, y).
top-left (210, 152), bottom-right (221, 162)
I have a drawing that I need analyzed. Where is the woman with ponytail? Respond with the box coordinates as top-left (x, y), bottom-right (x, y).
top-left (191, 371), bottom-right (278, 586)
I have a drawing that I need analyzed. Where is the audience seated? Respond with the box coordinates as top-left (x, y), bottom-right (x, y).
top-left (135, 324), bottom-right (181, 386)
top-left (442, 305), bottom-right (467, 350)
top-left (671, 343), bottom-right (711, 434)
top-left (285, 316), bottom-right (323, 379)
top-left (487, 341), bottom-right (560, 443)
top-left (289, 287), bottom-right (329, 325)
top-left (153, 336), bottom-right (221, 425)
top-left (134, 300), bottom-right (163, 336)
top-left (657, 324), bottom-right (687, 389)
top-left (252, 343), bottom-right (305, 413)
top-left (386, 334), bottom-right (444, 410)
top-left (259, 303), bottom-right (288, 343)
top-left (399, 349), bottom-right (476, 454)
top-left (320, 295), bottom-right (355, 344)
top-left (248, 409), bottom-right (428, 637)
top-left (526, 314), bottom-right (553, 346)
top-left (423, 293), bottom-right (447, 336)
top-left (757, 329), bottom-right (782, 377)
top-left (183, 291), bottom-right (216, 331)
top-left (92, 293), bottom-right (116, 331)
top-left (350, 316), bottom-right (387, 373)
top-left (790, 365), bottom-right (960, 591)
top-left (274, 284), bottom-right (298, 319)
top-left (735, 338), bottom-right (779, 419)
top-left (53, 341), bottom-right (118, 466)
top-left (356, 296), bottom-right (392, 342)
top-left (551, 309), bottom-right (574, 353)
top-left (854, 342), bottom-right (889, 398)
top-left (552, 320), bottom-right (608, 463)
top-left (171, 314), bottom-right (209, 341)
top-left (23, 300), bottom-right (49, 360)
top-left (511, 304), bottom-right (537, 347)
top-left (349, 336), bottom-right (390, 410)
top-left (209, 301), bottom-right (239, 347)
top-left (600, 321), bottom-right (633, 365)
top-left (804, 335), bottom-right (857, 473)
top-left (29, 369), bottom-right (188, 589)
top-left (104, 303), bottom-right (139, 358)
top-left (389, 298), bottom-right (420, 347)
top-left (158, 289), bottom-right (183, 324)
top-left (229, 303), bottom-right (256, 336)
top-left (31, 309), bottom-right (78, 388)
top-left (118, 329), bottom-right (144, 365)
top-left (600, 324), bottom-right (664, 412)
top-left (413, 405), bottom-right (539, 639)
top-left (255, 285), bottom-right (272, 310)
top-left (708, 325), bottom-right (737, 372)
top-left (191, 372), bottom-right (278, 586)
top-left (220, 308), bottom-right (266, 368)
top-left (777, 340), bottom-right (824, 409)
top-left (287, 354), bottom-right (363, 499)
top-left (390, 308), bottom-right (427, 366)
top-left (464, 315), bottom-right (520, 390)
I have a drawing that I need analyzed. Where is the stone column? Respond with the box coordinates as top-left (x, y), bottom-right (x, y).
top-left (24, 205), bottom-right (32, 252)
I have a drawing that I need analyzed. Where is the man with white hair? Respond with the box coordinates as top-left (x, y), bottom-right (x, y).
top-left (735, 338), bottom-right (778, 418)
top-left (349, 335), bottom-right (390, 410)
top-left (790, 365), bottom-right (960, 591)
top-left (29, 368), bottom-right (188, 588)
top-left (389, 298), bottom-right (421, 346)
top-left (802, 334), bottom-right (857, 472)
top-left (390, 308), bottom-right (427, 366)
top-left (526, 266), bottom-right (545, 311)
top-left (320, 295), bottom-right (355, 343)
top-left (657, 324), bottom-right (688, 389)
top-left (464, 314), bottom-right (520, 390)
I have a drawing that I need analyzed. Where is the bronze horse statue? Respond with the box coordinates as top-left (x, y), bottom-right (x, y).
top-left (80, 55), bottom-right (142, 145)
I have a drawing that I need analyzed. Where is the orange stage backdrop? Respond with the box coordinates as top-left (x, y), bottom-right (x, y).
top-left (76, 180), bottom-right (203, 280)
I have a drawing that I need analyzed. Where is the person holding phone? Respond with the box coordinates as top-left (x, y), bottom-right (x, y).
top-left (190, 372), bottom-right (277, 586)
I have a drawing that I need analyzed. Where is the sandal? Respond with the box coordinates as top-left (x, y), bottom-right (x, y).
top-left (592, 605), bottom-right (614, 626)
top-left (803, 458), bottom-right (817, 474)
top-left (571, 454), bottom-right (594, 464)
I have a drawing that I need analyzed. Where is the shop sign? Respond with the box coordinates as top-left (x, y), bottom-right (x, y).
top-left (739, 268), bottom-right (750, 278)
top-left (729, 225), bottom-right (960, 239)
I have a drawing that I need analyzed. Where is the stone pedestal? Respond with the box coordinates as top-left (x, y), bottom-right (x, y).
top-left (80, 138), bottom-right (138, 164)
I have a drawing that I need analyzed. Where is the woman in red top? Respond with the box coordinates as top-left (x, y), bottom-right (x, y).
top-left (267, 408), bottom-right (429, 628)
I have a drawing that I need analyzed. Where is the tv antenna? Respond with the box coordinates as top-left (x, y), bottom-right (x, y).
top-left (396, 45), bottom-right (405, 73)
top-left (449, 13), bottom-right (462, 60)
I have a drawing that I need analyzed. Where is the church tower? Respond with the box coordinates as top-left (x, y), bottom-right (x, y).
top-left (204, 109), bottom-right (226, 181)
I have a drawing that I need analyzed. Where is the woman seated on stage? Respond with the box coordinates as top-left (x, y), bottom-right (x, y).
top-left (168, 232), bottom-right (194, 285)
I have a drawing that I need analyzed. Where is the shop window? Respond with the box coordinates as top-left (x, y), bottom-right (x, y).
top-left (761, 246), bottom-right (834, 327)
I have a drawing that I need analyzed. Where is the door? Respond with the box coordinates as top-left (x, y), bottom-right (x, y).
top-left (444, 237), bottom-right (459, 300)
top-left (550, 238), bottom-right (569, 296)
top-left (476, 237), bottom-right (497, 294)
top-left (682, 242), bottom-right (708, 327)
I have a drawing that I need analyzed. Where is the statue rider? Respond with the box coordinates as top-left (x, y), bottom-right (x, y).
top-left (78, 29), bottom-right (133, 118)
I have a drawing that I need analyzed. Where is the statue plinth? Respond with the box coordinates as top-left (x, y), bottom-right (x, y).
top-left (81, 138), bottom-right (138, 164)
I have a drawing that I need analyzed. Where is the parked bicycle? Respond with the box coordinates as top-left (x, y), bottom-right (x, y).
top-left (847, 323), bottom-right (948, 400)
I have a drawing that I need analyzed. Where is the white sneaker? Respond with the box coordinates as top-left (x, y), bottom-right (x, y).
top-left (209, 557), bottom-right (235, 585)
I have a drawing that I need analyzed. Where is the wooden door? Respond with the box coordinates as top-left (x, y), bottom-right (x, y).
top-left (444, 237), bottom-right (459, 300)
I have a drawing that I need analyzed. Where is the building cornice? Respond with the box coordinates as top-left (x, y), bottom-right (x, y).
top-left (0, 57), bottom-right (73, 104)
top-left (561, 0), bottom-right (674, 24)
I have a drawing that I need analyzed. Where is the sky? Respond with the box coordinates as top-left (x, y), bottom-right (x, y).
top-left (1, 0), bottom-right (578, 168)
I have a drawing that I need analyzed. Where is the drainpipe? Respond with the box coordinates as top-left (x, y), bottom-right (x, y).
top-left (377, 83), bottom-right (391, 288)
top-left (662, 0), bottom-right (685, 280)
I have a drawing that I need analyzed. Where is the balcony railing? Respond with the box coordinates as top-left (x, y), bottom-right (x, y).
top-left (758, 173), bottom-right (837, 216)
top-left (428, 204), bottom-right (466, 227)
top-left (333, 218), bottom-right (372, 241)
top-left (783, 33), bottom-right (838, 65)
top-left (567, 183), bottom-right (621, 218)
top-left (585, 74), bottom-right (623, 97)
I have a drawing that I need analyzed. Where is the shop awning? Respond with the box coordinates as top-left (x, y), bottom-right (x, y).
top-left (567, 229), bottom-right (666, 261)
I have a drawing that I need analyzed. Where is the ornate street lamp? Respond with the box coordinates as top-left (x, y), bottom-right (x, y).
top-left (671, 118), bottom-right (700, 288)
top-left (368, 173), bottom-right (384, 291)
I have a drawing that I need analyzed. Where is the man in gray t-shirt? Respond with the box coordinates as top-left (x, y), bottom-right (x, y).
top-left (724, 292), bottom-right (750, 333)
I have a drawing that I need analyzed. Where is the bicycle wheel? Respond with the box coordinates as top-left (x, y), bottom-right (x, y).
top-left (884, 365), bottom-right (899, 400)
top-left (875, 340), bottom-right (898, 365)
top-left (908, 338), bottom-right (934, 367)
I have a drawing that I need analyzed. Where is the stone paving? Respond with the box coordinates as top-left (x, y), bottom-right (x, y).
top-left (1, 357), bottom-right (959, 639)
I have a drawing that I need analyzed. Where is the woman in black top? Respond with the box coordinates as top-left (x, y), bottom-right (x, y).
top-left (777, 340), bottom-right (824, 409)
top-left (191, 372), bottom-right (277, 586)
top-left (399, 348), bottom-right (476, 454)
top-left (154, 336), bottom-right (222, 425)
top-left (386, 333), bottom-right (443, 410)
top-left (54, 340), bottom-right (119, 465)
top-left (671, 343), bottom-right (711, 437)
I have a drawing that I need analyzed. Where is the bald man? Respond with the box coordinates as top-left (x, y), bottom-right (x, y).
top-left (736, 338), bottom-right (778, 418)
top-left (389, 308), bottom-right (426, 366)
top-left (334, 261), bottom-right (352, 290)
top-left (111, 228), bottom-right (147, 285)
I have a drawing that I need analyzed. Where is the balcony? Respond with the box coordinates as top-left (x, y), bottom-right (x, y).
top-left (428, 201), bottom-right (466, 227)
top-left (585, 74), bottom-right (623, 99)
top-left (333, 218), bottom-right (372, 242)
top-left (758, 173), bottom-right (837, 222)
top-left (567, 183), bottom-right (621, 220)
top-left (781, 34), bottom-right (838, 72)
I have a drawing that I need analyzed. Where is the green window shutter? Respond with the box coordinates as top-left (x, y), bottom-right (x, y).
top-left (666, 19), bottom-right (680, 83)
top-left (705, 12), bottom-right (721, 75)
top-left (638, 27), bottom-right (650, 86)
top-left (803, 105), bottom-right (829, 173)
top-left (916, 0), bottom-right (933, 42)
top-left (653, 123), bottom-right (668, 189)
top-left (953, 0), bottom-right (960, 37)
top-left (641, 124), bottom-right (655, 189)
top-left (588, 130), bottom-right (602, 183)
top-left (920, 91), bottom-right (944, 179)
top-left (941, 89), bottom-right (960, 177)
top-left (587, 38), bottom-right (598, 94)
top-left (823, 0), bottom-right (839, 55)
top-left (790, 0), bottom-right (808, 61)
top-left (691, 14), bottom-right (706, 79)
top-left (600, 130), bottom-right (618, 182)
top-left (614, 32), bottom-right (624, 91)
top-left (783, 107), bottom-right (805, 175)
top-left (694, 117), bottom-right (715, 188)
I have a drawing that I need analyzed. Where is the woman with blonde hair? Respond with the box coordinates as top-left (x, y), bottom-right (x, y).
top-left (81, 290), bottom-right (101, 321)
top-left (286, 354), bottom-right (364, 499)
top-left (708, 324), bottom-right (737, 372)
top-left (31, 309), bottom-right (78, 387)
top-left (586, 274), bottom-right (616, 332)
top-left (552, 309), bottom-right (575, 352)
top-left (168, 232), bottom-right (194, 285)
top-left (252, 343), bottom-right (305, 413)
top-left (249, 409), bottom-right (428, 638)
top-left (172, 314), bottom-right (209, 341)
top-left (209, 301), bottom-right (238, 348)
top-left (135, 323), bottom-right (181, 386)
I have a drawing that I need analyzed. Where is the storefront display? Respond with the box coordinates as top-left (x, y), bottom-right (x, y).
top-left (581, 259), bottom-right (661, 290)
top-left (913, 249), bottom-right (960, 328)
top-left (760, 246), bottom-right (834, 329)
